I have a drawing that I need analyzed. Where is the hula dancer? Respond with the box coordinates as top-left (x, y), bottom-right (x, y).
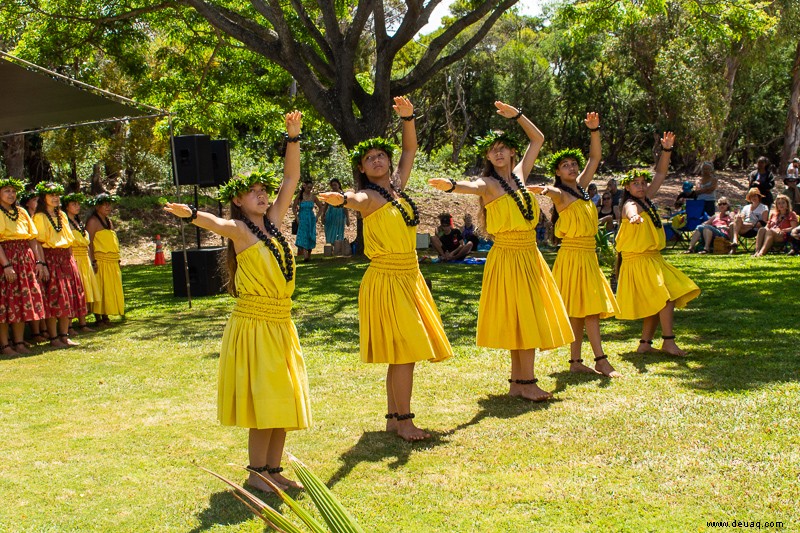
top-left (320, 97), bottom-right (452, 441)
top-left (32, 182), bottom-right (87, 348)
top-left (535, 113), bottom-right (621, 377)
top-left (429, 101), bottom-right (573, 402)
top-left (0, 177), bottom-right (46, 355)
top-left (165, 111), bottom-right (309, 492)
top-left (63, 192), bottom-right (98, 333)
top-left (86, 193), bottom-right (124, 324)
top-left (615, 132), bottom-right (700, 356)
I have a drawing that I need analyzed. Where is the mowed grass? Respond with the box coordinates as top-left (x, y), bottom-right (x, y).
top-left (1, 251), bottom-right (798, 532)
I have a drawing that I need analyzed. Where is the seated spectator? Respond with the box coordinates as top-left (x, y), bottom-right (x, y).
top-left (752, 194), bottom-right (798, 257)
top-left (683, 197), bottom-right (733, 254)
top-left (694, 162), bottom-right (719, 217)
top-left (588, 183), bottom-right (601, 206)
top-left (605, 178), bottom-right (623, 207)
top-left (786, 157), bottom-right (799, 179)
top-left (597, 191), bottom-right (619, 233)
top-left (729, 187), bottom-right (769, 254)
top-left (431, 212), bottom-right (473, 262)
top-left (674, 180), bottom-right (695, 211)
top-left (787, 226), bottom-right (800, 256)
top-left (749, 156), bottom-right (775, 207)
top-left (461, 213), bottom-right (480, 250)
top-left (784, 175), bottom-right (800, 215)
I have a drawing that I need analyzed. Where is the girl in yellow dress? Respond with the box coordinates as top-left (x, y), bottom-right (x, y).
top-left (615, 132), bottom-right (700, 356)
top-left (86, 193), bottom-right (124, 324)
top-left (429, 101), bottom-right (573, 402)
top-left (0, 177), bottom-right (46, 356)
top-left (166, 111), bottom-right (308, 493)
top-left (63, 193), bottom-right (98, 333)
top-left (32, 182), bottom-right (87, 348)
top-left (534, 113), bottom-right (621, 377)
top-left (320, 97), bottom-right (452, 441)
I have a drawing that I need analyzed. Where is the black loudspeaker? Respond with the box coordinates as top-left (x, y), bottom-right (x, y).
top-left (173, 135), bottom-right (213, 186)
top-left (210, 139), bottom-right (232, 186)
top-left (171, 247), bottom-right (226, 297)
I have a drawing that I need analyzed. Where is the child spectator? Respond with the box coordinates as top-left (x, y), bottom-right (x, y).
top-left (431, 212), bottom-right (473, 262)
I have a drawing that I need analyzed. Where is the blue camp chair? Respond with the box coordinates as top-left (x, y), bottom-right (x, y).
top-left (674, 200), bottom-right (709, 249)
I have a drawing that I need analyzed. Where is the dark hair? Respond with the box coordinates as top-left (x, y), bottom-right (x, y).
top-left (224, 202), bottom-right (244, 297)
top-left (354, 149), bottom-right (394, 191)
top-left (438, 213), bottom-right (453, 226)
top-left (329, 178), bottom-right (341, 188)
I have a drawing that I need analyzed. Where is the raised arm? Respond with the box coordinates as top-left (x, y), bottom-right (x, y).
top-left (646, 131), bottom-right (675, 197)
top-left (577, 112), bottom-right (602, 189)
top-left (393, 96), bottom-right (417, 190)
top-left (268, 111), bottom-right (303, 226)
top-left (495, 101), bottom-right (544, 180)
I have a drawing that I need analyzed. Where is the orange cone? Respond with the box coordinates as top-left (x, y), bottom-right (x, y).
top-left (154, 234), bottom-right (166, 265)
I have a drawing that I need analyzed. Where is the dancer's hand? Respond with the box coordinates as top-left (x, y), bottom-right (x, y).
top-left (660, 131), bottom-right (675, 150)
top-left (428, 178), bottom-right (454, 191)
top-left (526, 185), bottom-right (547, 195)
top-left (319, 192), bottom-right (346, 207)
top-left (629, 213), bottom-right (644, 224)
top-left (3, 266), bottom-right (16, 283)
top-left (286, 110), bottom-right (302, 137)
top-left (585, 112), bottom-right (600, 130)
top-left (164, 202), bottom-right (192, 218)
top-left (36, 263), bottom-right (49, 282)
top-left (393, 96), bottom-right (414, 119)
top-left (495, 101), bottom-right (520, 119)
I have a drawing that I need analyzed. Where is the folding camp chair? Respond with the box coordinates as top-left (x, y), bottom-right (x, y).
top-left (674, 200), bottom-right (709, 250)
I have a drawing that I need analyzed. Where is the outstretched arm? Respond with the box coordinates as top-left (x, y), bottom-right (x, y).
top-left (526, 184), bottom-right (564, 204)
top-left (495, 101), bottom-right (544, 180)
top-left (428, 177), bottom-right (488, 196)
top-left (646, 131), bottom-right (675, 197)
top-left (268, 111), bottom-right (303, 226)
top-left (393, 96), bottom-right (417, 190)
top-left (164, 202), bottom-right (246, 242)
top-left (319, 190), bottom-right (374, 215)
top-left (577, 112), bottom-right (602, 189)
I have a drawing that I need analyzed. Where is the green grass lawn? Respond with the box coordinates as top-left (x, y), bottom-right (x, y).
top-left (1, 251), bottom-right (798, 532)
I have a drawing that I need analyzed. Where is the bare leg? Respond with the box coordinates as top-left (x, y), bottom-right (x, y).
top-left (450, 242), bottom-right (473, 261)
top-left (430, 236), bottom-right (444, 258)
top-left (585, 314), bottom-right (619, 377)
top-left (701, 228), bottom-right (714, 252)
top-left (637, 315), bottom-right (658, 353)
top-left (47, 317), bottom-right (67, 348)
top-left (568, 317), bottom-right (598, 374)
top-left (58, 316), bottom-right (78, 346)
top-left (685, 229), bottom-right (702, 252)
top-left (10, 322), bottom-right (30, 354)
top-left (658, 301), bottom-right (686, 356)
top-left (266, 429), bottom-right (302, 489)
top-left (389, 363), bottom-right (430, 441)
top-left (246, 428), bottom-right (284, 492)
top-left (508, 349), bottom-right (552, 401)
top-left (753, 227), bottom-right (767, 256)
top-left (385, 365), bottom-right (398, 433)
top-left (1, 324), bottom-right (18, 355)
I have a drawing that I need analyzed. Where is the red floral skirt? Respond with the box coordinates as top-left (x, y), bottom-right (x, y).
top-left (42, 247), bottom-right (87, 319)
top-left (0, 239), bottom-right (45, 323)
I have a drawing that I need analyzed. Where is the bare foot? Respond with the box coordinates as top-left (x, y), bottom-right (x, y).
top-left (63, 337), bottom-right (79, 347)
top-left (508, 382), bottom-right (553, 402)
top-left (50, 338), bottom-right (68, 348)
top-left (1, 345), bottom-right (19, 356)
top-left (245, 472), bottom-right (281, 493)
top-left (396, 419), bottom-right (430, 442)
top-left (68, 327), bottom-right (77, 336)
top-left (385, 417), bottom-right (398, 434)
top-left (13, 342), bottom-right (31, 354)
top-left (661, 339), bottom-right (687, 356)
top-left (31, 334), bottom-right (48, 344)
top-left (272, 472), bottom-right (303, 490)
top-left (594, 358), bottom-right (621, 378)
top-left (636, 340), bottom-right (654, 354)
top-left (78, 325), bottom-right (95, 333)
top-left (569, 360), bottom-right (600, 374)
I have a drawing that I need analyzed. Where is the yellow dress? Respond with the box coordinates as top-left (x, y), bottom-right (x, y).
top-left (218, 241), bottom-right (311, 430)
top-left (92, 229), bottom-right (125, 316)
top-left (552, 199), bottom-right (619, 319)
top-left (360, 199), bottom-right (452, 364)
top-left (615, 214), bottom-right (701, 320)
top-left (70, 222), bottom-right (99, 304)
top-left (477, 193), bottom-right (573, 350)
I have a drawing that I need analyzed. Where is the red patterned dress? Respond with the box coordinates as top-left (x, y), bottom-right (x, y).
top-left (33, 210), bottom-right (87, 320)
top-left (0, 205), bottom-right (45, 323)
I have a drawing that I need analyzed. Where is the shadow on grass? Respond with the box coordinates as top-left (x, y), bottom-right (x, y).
top-left (189, 489), bottom-right (272, 532)
top-left (549, 370), bottom-right (614, 395)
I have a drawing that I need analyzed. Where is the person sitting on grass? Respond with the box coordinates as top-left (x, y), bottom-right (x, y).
top-left (752, 194), bottom-right (798, 257)
top-left (683, 196), bottom-right (733, 254)
top-left (729, 187), bottom-right (769, 254)
top-left (461, 213), bottom-right (480, 250)
top-left (430, 212), bottom-right (473, 262)
top-left (164, 111), bottom-right (309, 493)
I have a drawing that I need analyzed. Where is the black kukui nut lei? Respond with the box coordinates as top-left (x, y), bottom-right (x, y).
top-left (555, 183), bottom-right (591, 202)
top-left (68, 216), bottom-right (87, 237)
top-left (242, 216), bottom-right (294, 282)
top-left (489, 169), bottom-right (534, 221)
top-left (364, 182), bottom-right (420, 227)
top-left (45, 208), bottom-right (64, 233)
top-left (0, 204), bottom-right (19, 222)
top-left (93, 212), bottom-right (111, 230)
top-left (630, 196), bottom-right (662, 229)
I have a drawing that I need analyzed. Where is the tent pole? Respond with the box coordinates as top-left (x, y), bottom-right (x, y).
top-left (169, 115), bottom-right (192, 308)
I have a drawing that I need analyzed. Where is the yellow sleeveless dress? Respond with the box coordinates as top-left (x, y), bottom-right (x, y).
top-left (477, 193), bottom-right (573, 350)
top-left (615, 214), bottom-right (701, 320)
top-left (360, 199), bottom-right (452, 364)
top-left (70, 223), bottom-right (99, 304)
top-left (218, 241), bottom-right (311, 430)
top-left (552, 199), bottom-right (619, 319)
top-left (92, 229), bottom-right (125, 316)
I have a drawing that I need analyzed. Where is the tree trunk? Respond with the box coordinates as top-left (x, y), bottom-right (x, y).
top-left (2, 134), bottom-right (25, 180)
top-left (779, 40), bottom-right (800, 175)
top-left (24, 134), bottom-right (53, 185)
top-left (90, 163), bottom-right (104, 194)
top-left (67, 157), bottom-right (80, 192)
